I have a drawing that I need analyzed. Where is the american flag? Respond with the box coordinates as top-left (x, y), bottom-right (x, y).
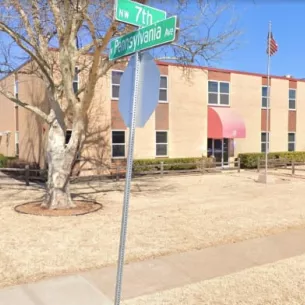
top-left (267, 32), bottom-right (278, 56)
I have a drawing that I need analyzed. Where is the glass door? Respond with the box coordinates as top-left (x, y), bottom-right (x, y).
top-left (207, 138), bottom-right (230, 167)
top-left (222, 138), bottom-right (229, 167)
top-left (214, 139), bottom-right (222, 164)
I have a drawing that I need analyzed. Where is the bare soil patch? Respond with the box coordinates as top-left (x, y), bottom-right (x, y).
top-left (14, 200), bottom-right (102, 216)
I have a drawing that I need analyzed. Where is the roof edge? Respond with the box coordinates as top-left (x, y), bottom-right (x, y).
top-left (156, 60), bottom-right (305, 82)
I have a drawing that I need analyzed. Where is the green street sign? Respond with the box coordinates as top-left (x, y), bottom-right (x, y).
top-left (110, 16), bottom-right (178, 61)
top-left (115, 0), bottom-right (166, 27)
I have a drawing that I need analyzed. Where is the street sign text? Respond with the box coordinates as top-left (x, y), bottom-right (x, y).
top-left (115, 0), bottom-right (166, 27)
top-left (110, 16), bottom-right (178, 61)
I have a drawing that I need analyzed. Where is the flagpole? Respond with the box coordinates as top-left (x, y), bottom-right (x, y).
top-left (265, 21), bottom-right (272, 183)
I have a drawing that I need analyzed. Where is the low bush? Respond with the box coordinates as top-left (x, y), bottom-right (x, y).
top-left (0, 154), bottom-right (16, 168)
top-left (238, 151), bottom-right (305, 169)
top-left (133, 157), bottom-right (209, 173)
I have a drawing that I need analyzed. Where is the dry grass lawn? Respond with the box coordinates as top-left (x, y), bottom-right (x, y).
top-left (122, 254), bottom-right (305, 305)
top-left (1, 171), bottom-right (305, 288)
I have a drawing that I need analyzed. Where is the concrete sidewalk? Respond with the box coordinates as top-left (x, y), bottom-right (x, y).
top-left (1, 228), bottom-right (305, 304)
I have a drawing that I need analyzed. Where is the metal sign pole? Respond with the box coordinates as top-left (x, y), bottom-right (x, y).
top-left (114, 51), bottom-right (141, 305)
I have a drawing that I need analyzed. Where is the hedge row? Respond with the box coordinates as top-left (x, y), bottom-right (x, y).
top-left (0, 154), bottom-right (17, 168)
top-left (238, 151), bottom-right (305, 169)
top-left (133, 157), bottom-right (212, 172)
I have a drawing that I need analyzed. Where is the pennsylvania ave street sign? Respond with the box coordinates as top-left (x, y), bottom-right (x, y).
top-left (115, 0), bottom-right (166, 27)
top-left (109, 16), bottom-right (178, 61)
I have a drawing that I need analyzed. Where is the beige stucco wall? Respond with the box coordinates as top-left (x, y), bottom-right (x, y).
top-left (17, 72), bottom-right (48, 167)
top-left (296, 81), bottom-right (305, 150)
top-left (269, 78), bottom-right (289, 152)
top-left (81, 72), bottom-right (112, 173)
top-left (133, 114), bottom-right (155, 159)
top-left (230, 73), bottom-right (261, 155)
top-left (0, 74), bottom-right (15, 157)
top-left (168, 66), bottom-right (207, 158)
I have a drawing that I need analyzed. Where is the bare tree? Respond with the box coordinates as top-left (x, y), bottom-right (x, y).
top-left (0, 0), bottom-right (240, 209)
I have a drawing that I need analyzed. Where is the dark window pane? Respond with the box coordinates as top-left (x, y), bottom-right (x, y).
top-left (156, 132), bottom-right (167, 143)
top-left (261, 132), bottom-right (267, 142)
top-left (74, 67), bottom-right (79, 81)
top-left (208, 81), bottom-right (218, 93)
top-left (66, 130), bottom-right (72, 144)
top-left (289, 99), bottom-right (296, 110)
top-left (112, 144), bottom-right (125, 157)
top-left (159, 89), bottom-right (167, 101)
top-left (262, 86), bottom-right (268, 97)
top-left (156, 144), bottom-right (167, 156)
top-left (220, 82), bottom-right (229, 93)
top-left (112, 85), bottom-right (119, 99)
top-left (220, 94), bottom-right (229, 105)
top-left (262, 97), bottom-right (268, 108)
top-left (261, 143), bottom-right (266, 153)
top-left (208, 93), bottom-right (218, 104)
top-left (15, 143), bottom-right (19, 156)
top-left (289, 89), bottom-right (296, 99)
top-left (73, 81), bottom-right (78, 94)
top-left (112, 71), bottom-right (122, 85)
top-left (288, 133), bottom-right (295, 142)
top-left (160, 76), bottom-right (167, 88)
top-left (112, 131), bottom-right (125, 144)
top-left (288, 143), bottom-right (295, 152)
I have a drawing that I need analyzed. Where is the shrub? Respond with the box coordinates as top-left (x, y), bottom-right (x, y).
top-left (238, 151), bottom-right (305, 169)
top-left (0, 154), bottom-right (16, 168)
top-left (133, 157), bottom-right (209, 173)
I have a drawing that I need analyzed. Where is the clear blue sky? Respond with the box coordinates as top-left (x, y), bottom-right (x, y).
top-left (218, 0), bottom-right (305, 79)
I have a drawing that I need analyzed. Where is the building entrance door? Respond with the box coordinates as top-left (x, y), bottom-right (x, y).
top-left (207, 138), bottom-right (229, 167)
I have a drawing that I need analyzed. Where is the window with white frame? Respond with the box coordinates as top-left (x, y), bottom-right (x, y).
top-left (289, 89), bottom-right (296, 110)
top-left (112, 130), bottom-right (125, 158)
top-left (261, 132), bottom-right (269, 153)
top-left (111, 70), bottom-right (123, 99)
top-left (156, 131), bottom-right (168, 156)
top-left (262, 86), bottom-right (270, 108)
top-left (159, 76), bottom-right (168, 102)
top-left (73, 67), bottom-right (79, 94)
top-left (208, 81), bottom-right (229, 105)
top-left (288, 132), bottom-right (295, 151)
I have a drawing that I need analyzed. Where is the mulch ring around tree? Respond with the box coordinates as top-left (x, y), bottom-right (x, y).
top-left (14, 200), bottom-right (103, 216)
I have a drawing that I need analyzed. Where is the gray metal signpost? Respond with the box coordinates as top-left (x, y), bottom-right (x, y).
top-left (110, 1), bottom-right (179, 304)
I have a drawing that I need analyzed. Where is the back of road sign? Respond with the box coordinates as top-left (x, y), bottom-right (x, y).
top-left (118, 51), bottom-right (160, 128)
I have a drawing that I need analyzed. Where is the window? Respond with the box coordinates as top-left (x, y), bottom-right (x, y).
top-left (208, 81), bottom-right (230, 105)
top-left (156, 131), bottom-right (168, 156)
top-left (159, 76), bottom-right (168, 102)
top-left (261, 132), bottom-right (269, 153)
top-left (288, 132), bottom-right (295, 151)
top-left (111, 70), bottom-right (123, 99)
top-left (65, 130), bottom-right (72, 145)
top-left (65, 130), bottom-right (81, 159)
top-left (289, 89), bottom-right (296, 110)
top-left (262, 86), bottom-right (270, 108)
top-left (111, 70), bottom-right (168, 102)
top-left (73, 67), bottom-right (79, 94)
top-left (112, 131), bottom-right (125, 158)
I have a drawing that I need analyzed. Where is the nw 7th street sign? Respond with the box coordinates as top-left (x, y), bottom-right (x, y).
top-left (115, 0), bottom-right (166, 27)
top-left (110, 16), bottom-right (178, 61)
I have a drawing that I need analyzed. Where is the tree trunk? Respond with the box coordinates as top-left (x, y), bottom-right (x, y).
top-left (42, 121), bottom-right (78, 209)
